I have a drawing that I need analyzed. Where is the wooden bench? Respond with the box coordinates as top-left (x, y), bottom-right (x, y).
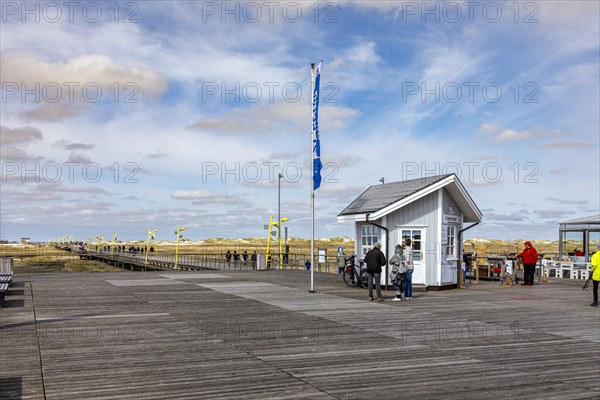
top-left (0, 283), bottom-right (8, 306)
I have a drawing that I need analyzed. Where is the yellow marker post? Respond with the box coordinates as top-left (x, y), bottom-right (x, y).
top-left (265, 216), bottom-right (287, 270)
top-left (278, 218), bottom-right (288, 270)
top-left (145, 229), bottom-right (158, 267)
top-left (174, 226), bottom-right (186, 270)
top-left (96, 234), bottom-right (104, 253)
top-left (541, 262), bottom-right (548, 283)
top-left (111, 233), bottom-right (119, 255)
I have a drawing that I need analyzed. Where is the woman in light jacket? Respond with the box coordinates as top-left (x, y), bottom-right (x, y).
top-left (390, 245), bottom-right (406, 301)
top-left (389, 245), bottom-right (407, 301)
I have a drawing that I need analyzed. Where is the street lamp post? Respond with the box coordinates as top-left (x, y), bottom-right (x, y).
top-left (174, 226), bottom-right (186, 270)
top-left (278, 173), bottom-right (283, 269)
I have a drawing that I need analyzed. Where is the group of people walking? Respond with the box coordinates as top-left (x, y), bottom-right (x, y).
top-left (363, 238), bottom-right (414, 302)
top-left (225, 250), bottom-right (257, 268)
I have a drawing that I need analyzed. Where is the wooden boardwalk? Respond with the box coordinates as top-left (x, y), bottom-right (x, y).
top-left (1, 270), bottom-right (599, 399)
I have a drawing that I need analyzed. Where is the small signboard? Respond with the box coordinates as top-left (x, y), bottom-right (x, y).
top-left (338, 246), bottom-right (344, 254)
top-left (506, 260), bottom-right (513, 275)
top-left (318, 248), bottom-right (327, 263)
top-left (444, 215), bottom-right (460, 223)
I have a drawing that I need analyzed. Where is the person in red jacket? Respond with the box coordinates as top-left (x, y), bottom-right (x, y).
top-left (518, 241), bottom-right (538, 286)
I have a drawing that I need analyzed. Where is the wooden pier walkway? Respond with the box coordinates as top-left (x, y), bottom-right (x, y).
top-left (82, 251), bottom-right (228, 272)
top-left (1, 270), bottom-right (599, 399)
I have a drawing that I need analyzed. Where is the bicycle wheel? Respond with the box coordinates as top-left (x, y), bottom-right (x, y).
top-left (343, 271), bottom-right (359, 287)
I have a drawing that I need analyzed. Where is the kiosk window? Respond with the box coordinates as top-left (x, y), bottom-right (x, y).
top-left (361, 225), bottom-right (379, 256)
top-left (402, 229), bottom-right (422, 262)
top-left (446, 225), bottom-right (457, 259)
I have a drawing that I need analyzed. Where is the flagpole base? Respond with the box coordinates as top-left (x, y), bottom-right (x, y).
top-left (309, 290), bottom-right (316, 293)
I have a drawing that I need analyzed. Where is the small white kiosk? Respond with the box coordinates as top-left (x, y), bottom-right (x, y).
top-left (337, 174), bottom-right (482, 289)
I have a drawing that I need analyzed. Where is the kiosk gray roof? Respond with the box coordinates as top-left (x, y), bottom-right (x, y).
top-left (338, 175), bottom-right (451, 215)
top-left (338, 174), bottom-right (482, 223)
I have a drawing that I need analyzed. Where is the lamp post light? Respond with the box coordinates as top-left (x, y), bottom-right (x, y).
top-left (145, 229), bottom-right (158, 267)
top-left (174, 226), bottom-right (186, 270)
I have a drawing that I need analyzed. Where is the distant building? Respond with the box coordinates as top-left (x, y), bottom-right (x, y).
top-left (338, 174), bottom-right (482, 289)
top-left (20, 237), bottom-right (31, 244)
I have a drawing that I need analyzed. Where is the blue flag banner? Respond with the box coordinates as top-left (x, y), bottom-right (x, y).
top-left (312, 62), bottom-right (322, 190)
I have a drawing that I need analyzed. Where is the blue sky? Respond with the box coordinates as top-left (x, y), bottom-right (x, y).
top-left (1, 0), bottom-right (598, 242)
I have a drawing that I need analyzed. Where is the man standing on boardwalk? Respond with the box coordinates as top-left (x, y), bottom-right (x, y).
top-left (518, 241), bottom-right (538, 286)
top-left (364, 242), bottom-right (387, 302)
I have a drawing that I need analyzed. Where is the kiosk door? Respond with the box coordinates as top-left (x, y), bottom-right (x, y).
top-left (400, 228), bottom-right (426, 285)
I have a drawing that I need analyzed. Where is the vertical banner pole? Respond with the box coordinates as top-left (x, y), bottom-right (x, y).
top-left (310, 62), bottom-right (316, 293)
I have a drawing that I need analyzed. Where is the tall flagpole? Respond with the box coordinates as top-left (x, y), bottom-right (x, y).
top-left (310, 62), bottom-right (316, 293)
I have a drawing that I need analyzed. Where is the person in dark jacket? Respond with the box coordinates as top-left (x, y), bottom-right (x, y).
top-left (363, 242), bottom-right (387, 301)
top-left (225, 250), bottom-right (231, 267)
top-left (518, 241), bottom-right (538, 286)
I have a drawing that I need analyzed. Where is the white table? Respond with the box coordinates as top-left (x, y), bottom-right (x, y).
top-left (556, 261), bottom-right (574, 279)
top-left (572, 262), bottom-right (591, 280)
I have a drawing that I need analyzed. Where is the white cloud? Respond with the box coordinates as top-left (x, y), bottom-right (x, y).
top-left (19, 103), bottom-right (85, 123)
top-left (1, 50), bottom-right (168, 122)
top-left (2, 51), bottom-right (167, 98)
top-left (0, 146), bottom-right (42, 162)
top-left (54, 140), bottom-right (95, 150)
top-left (537, 1), bottom-right (600, 24)
top-left (0, 125), bottom-right (43, 145)
top-left (187, 101), bottom-right (358, 135)
top-left (170, 190), bottom-right (212, 200)
top-left (170, 190), bottom-right (241, 205)
top-left (494, 129), bottom-right (533, 142)
top-left (537, 141), bottom-right (588, 149)
top-left (481, 124), bottom-right (571, 143)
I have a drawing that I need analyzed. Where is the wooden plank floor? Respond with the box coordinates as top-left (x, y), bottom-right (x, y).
top-left (1, 271), bottom-right (599, 399)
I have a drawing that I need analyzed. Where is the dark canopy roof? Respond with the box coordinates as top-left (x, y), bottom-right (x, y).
top-left (561, 215), bottom-right (600, 225)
